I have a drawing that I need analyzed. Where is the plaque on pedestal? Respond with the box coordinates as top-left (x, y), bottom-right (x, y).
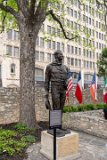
top-left (49, 109), bottom-right (62, 129)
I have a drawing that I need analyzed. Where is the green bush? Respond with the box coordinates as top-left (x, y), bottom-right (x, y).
top-left (13, 123), bottom-right (29, 133)
top-left (71, 106), bottom-right (78, 112)
top-left (0, 124), bottom-right (36, 156)
top-left (63, 103), bottom-right (106, 113)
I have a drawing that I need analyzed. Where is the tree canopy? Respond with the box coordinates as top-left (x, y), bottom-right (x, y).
top-left (97, 48), bottom-right (107, 78)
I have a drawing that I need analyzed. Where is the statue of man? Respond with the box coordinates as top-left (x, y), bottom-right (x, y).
top-left (44, 50), bottom-right (68, 110)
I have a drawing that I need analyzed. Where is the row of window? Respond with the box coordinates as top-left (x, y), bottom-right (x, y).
top-left (36, 36), bottom-right (106, 52)
top-left (66, 57), bottom-right (96, 69)
top-left (46, 22), bottom-right (105, 39)
top-left (83, 37), bottom-right (106, 49)
top-left (67, 8), bottom-right (105, 29)
top-left (35, 50), bottom-right (96, 70)
top-left (45, 25), bottom-right (106, 47)
top-left (96, 32), bottom-right (106, 40)
top-left (84, 74), bottom-right (103, 81)
top-left (84, 60), bottom-right (95, 69)
top-left (67, 57), bottom-right (81, 67)
top-left (35, 51), bottom-right (54, 62)
top-left (83, 15), bottom-right (105, 31)
top-left (36, 37), bottom-right (65, 51)
top-left (67, 45), bottom-right (81, 55)
top-left (83, 49), bottom-right (95, 59)
top-left (56, 0), bottom-right (105, 22)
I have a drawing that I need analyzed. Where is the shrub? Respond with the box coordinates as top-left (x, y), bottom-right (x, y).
top-left (0, 124), bottom-right (36, 156)
top-left (63, 103), bottom-right (106, 113)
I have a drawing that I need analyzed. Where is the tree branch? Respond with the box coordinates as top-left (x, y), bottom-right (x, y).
top-left (47, 10), bottom-right (78, 40)
top-left (15, 0), bottom-right (30, 18)
top-left (0, 14), bottom-right (6, 33)
top-left (0, 3), bottom-right (19, 20)
top-left (104, 0), bottom-right (107, 8)
top-left (30, 0), bottom-right (36, 16)
top-left (34, 0), bottom-right (49, 23)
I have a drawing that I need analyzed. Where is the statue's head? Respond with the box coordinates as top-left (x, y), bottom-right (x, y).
top-left (54, 50), bottom-right (64, 62)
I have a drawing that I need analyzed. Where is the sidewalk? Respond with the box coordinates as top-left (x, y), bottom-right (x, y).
top-left (25, 131), bottom-right (107, 160)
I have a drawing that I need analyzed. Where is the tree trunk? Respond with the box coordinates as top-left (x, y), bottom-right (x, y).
top-left (19, 22), bottom-right (37, 128)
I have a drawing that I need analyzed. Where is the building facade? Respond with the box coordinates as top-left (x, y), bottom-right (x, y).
top-left (0, 0), bottom-right (106, 87)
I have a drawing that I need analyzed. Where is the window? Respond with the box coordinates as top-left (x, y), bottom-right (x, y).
top-left (89, 18), bottom-right (91, 25)
top-left (67, 45), bottom-right (70, 53)
top-left (79, 48), bottom-right (81, 55)
top-left (47, 40), bottom-right (51, 49)
top-left (14, 47), bottom-right (19, 57)
top-left (47, 53), bottom-right (51, 62)
top-left (61, 43), bottom-right (64, 52)
top-left (52, 27), bottom-right (55, 36)
top-left (36, 36), bottom-right (39, 46)
top-left (83, 15), bottom-right (85, 22)
top-left (75, 59), bottom-right (77, 66)
top-left (71, 58), bottom-right (74, 66)
top-left (67, 19), bottom-right (70, 27)
top-left (92, 19), bottom-right (94, 26)
top-left (14, 30), bottom-right (19, 41)
top-left (67, 57), bottom-right (70, 65)
top-left (47, 25), bottom-right (51, 34)
top-left (67, 7), bottom-right (70, 15)
top-left (99, 43), bottom-right (101, 49)
top-left (40, 52), bottom-right (44, 61)
top-left (35, 51), bottom-right (39, 61)
top-left (40, 24), bottom-right (44, 32)
top-left (99, 33), bottom-right (101, 39)
top-left (73, 72), bottom-right (78, 79)
top-left (75, 47), bottom-right (77, 54)
top-left (35, 68), bottom-right (44, 81)
top-left (71, 46), bottom-right (74, 54)
top-left (96, 21), bottom-right (98, 28)
top-left (7, 29), bottom-right (12, 39)
top-left (52, 54), bottom-right (55, 61)
top-left (52, 41), bottom-right (56, 50)
top-left (57, 28), bottom-right (60, 37)
top-left (74, 11), bottom-right (77, 18)
top-left (71, 21), bottom-right (73, 28)
top-left (10, 63), bottom-right (15, 74)
top-left (90, 62), bottom-right (92, 68)
top-left (6, 45), bottom-right (12, 56)
top-left (40, 37), bottom-right (44, 48)
top-left (71, 9), bottom-right (73, 16)
top-left (79, 60), bottom-right (81, 67)
top-left (96, 32), bottom-right (98, 38)
top-left (0, 64), bottom-right (2, 80)
top-left (57, 42), bottom-right (60, 50)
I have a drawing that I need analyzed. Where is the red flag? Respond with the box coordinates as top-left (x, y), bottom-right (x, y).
top-left (103, 77), bottom-right (107, 103)
top-left (75, 72), bottom-right (82, 103)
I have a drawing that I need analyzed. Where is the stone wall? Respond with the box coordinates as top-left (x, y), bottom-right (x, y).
top-left (0, 88), bottom-right (20, 124)
top-left (0, 87), bottom-right (104, 124)
top-left (63, 110), bottom-right (107, 138)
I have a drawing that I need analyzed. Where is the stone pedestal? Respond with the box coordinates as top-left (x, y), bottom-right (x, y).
top-left (40, 130), bottom-right (80, 160)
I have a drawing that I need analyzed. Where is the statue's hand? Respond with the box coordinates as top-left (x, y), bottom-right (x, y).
top-left (45, 97), bottom-right (51, 110)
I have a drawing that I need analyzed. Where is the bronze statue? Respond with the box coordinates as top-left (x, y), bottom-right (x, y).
top-left (44, 50), bottom-right (68, 110)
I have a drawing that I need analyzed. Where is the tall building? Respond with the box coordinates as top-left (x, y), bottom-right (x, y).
top-left (0, 0), bottom-right (106, 87)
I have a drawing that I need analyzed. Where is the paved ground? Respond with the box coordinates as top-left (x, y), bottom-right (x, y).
top-left (25, 131), bottom-right (107, 160)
